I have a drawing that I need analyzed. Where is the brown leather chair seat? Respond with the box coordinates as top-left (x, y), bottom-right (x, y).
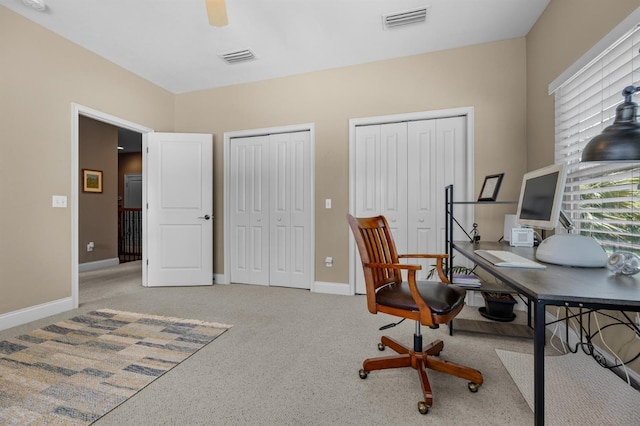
top-left (376, 281), bottom-right (466, 314)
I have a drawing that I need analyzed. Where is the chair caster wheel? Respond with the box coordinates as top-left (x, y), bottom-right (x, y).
top-left (417, 401), bottom-right (430, 414)
top-left (378, 342), bottom-right (385, 351)
top-left (468, 382), bottom-right (480, 392)
top-left (359, 369), bottom-right (368, 379)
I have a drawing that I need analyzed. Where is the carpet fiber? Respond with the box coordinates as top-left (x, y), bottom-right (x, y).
top-left (496, 349), bottom-right (640, 425)
top-left (0, 309), bottom-right (231, 425)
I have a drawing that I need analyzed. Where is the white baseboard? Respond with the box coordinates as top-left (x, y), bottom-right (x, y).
top-left (214, 276), bottom-right (351, 295)
top-left (0, 297), bottom-right (74, 332)
top-left (79, 257), bottom-right (120, 272)
top-left (313, 281), bottom-right (352, 296)
top-left (213, 273), bottom-right (228, 284)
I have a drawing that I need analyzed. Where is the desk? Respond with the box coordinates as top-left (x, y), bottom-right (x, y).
top-left (453, 241), bottom-right (640, 426)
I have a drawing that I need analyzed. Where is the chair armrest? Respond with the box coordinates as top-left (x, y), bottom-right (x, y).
top-left (364, 262), bottom-right (421, 271)
top-left (398, 254), bottom-right (450, 284)
top-left (365, 262), bottom-right (441, 326)
top-left (398, 254), bottom-right (448, 260)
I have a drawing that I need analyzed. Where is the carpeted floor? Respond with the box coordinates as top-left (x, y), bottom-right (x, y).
top-left (0, 309), bottom-right (230, 425)
top-left (0, 261), bottom-right (575, 424)
top-left (496, 349), bottom-right (640, 425)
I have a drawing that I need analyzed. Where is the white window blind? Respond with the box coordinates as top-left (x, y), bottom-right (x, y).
top-left (553, 26), bottom-right (640, 255)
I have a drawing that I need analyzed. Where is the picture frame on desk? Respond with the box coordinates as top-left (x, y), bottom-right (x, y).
top-left (478, 173), bottom-right (504, 201)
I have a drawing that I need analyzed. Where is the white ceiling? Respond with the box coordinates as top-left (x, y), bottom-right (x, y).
top-left (2, 0), bottom-right (550, 94)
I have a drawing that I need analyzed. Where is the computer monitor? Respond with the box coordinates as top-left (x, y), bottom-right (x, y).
top-left (514, 163), bottom-right (607, 267)
top-left (515, 163), bottom-right (567, 230)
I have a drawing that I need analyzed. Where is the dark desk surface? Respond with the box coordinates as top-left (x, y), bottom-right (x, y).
top-left (453, 241), bottom-right (640, 308)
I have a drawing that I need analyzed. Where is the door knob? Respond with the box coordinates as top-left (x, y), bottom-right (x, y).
top-left (198, 214), bottom-right (211, 220)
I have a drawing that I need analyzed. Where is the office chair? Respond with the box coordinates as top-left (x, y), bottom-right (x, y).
top-left (347, 214), bottom-right (483, 414)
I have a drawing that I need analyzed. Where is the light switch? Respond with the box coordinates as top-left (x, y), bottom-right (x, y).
top-left (52, 195), bottom-right (67, 208)
top-left (325, 198), bottom-right (331, 209)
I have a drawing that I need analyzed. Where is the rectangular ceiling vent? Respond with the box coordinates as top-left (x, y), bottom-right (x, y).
top-left (382, 6), bottom-right (430, 29)
top-left (218, 49), bottom-right (256, 64)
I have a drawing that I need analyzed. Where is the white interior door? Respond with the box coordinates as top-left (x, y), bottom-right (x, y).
top-left (229, 135), bottom-right (270, 286)
top-left (124, 173), bottom-right (142, 208)
top-left (145, 132), bottom-right (213, 287)
top-left (354, 116), bottom-right (470, 294)
top-left (269, 131), bottom-right (312, 289)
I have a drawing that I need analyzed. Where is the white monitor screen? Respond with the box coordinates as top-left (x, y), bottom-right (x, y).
top-left (516, 163), bottom-right (567, 230)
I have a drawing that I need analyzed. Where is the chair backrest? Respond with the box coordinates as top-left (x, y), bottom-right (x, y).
top-left (347, 214), bottom-right (403, 311)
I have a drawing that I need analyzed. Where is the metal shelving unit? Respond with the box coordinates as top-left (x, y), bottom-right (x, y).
top-left (444, 184), bottom-right (532, 336)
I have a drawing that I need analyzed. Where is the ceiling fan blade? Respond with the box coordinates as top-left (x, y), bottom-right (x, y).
top-left (206, 0), bottom-right (229, 27)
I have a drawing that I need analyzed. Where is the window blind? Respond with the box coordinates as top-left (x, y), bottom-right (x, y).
top-left (553, 26), bottom-right (640, 255)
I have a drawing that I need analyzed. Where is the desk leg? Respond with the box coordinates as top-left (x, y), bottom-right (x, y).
top-left (534, 301), bottom-right (545, 426)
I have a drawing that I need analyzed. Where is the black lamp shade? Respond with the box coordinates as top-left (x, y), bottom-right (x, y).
top-left (581, 93), bottom-right (640, 162)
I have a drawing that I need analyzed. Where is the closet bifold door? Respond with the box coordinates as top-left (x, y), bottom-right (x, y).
top-left (269, 131), bottom-right (312, 289)
top-left (353, 116), bottom-right (469, 293)
top-left (229, 135), bottom-right (270, 286)
top-left (354, 122), bottom-right (408, 293)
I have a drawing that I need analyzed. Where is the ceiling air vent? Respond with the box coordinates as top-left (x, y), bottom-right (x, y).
top-left (218, 49), bottom-right (256, 64)
top-left (382, 6), bottom-right (430, 29)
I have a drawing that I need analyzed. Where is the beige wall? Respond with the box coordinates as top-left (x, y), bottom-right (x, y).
top-left (3, 0), bottom-right (640, 338)
top-left (79, 117), bottom-right (118, 264)
top-left (175, 38), bottom-right (528, 284)
top-left (0, 7), bottom-right (174, 314)
top-left (526, 0), bottom-right (640, 169)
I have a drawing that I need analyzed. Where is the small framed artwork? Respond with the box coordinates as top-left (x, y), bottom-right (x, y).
top-left (478, 173), bottom-right (504, 201)
top-left (83, 169), bottom-right (103, 193)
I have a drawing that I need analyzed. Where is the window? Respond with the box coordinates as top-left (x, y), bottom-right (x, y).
top-left (552, 25), bottom-right (640, 256)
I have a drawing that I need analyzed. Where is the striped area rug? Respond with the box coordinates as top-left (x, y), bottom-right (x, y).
top-left (0, 309), bottom-right (231, 425)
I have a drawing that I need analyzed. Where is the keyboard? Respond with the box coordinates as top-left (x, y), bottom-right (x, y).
top-left (474, 249), bottom-right (546, 269)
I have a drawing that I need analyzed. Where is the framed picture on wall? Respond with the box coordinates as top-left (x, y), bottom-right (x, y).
top-left (477, 173), bottom-right (504, 201)
top-left (83, 169), bottom-right (103, 193)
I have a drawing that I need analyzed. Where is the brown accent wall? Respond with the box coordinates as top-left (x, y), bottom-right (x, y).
top-left (78, 117), bottom-right (118, 264)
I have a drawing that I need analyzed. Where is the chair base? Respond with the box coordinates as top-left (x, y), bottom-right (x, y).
top-left (361, 335), bottom-right (483, 411)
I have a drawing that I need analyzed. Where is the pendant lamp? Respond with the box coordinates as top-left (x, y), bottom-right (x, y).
top-left (581, 85), bottom-right (640, 162)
